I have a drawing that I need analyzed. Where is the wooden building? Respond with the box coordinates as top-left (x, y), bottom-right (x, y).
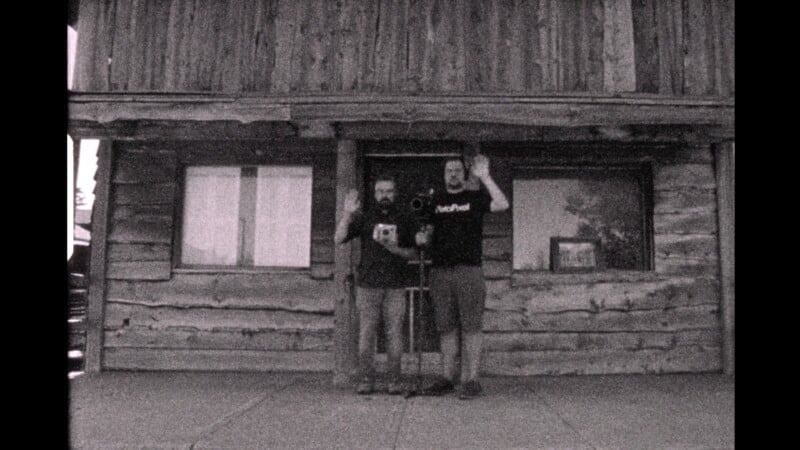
top-left (68, 0), bottom-right (734, 381)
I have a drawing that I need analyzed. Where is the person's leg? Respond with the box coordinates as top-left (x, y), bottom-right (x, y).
top-left (356, 287), bottom-right (382, 392)
top-left (383, 288), bottom-right (406, 393)
top-left (454, 266), bottom-right (487, 398)
top-left (425, 267), bottom-right (457, 394)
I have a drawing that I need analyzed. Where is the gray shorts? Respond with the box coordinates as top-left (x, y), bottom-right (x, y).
top-left (429, 265), bottom-right (486, 334)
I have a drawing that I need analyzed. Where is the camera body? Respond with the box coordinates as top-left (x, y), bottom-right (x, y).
top-left (372, 223), bottom-right (398, 244)
top-left (410, 189), bottom-right (435, 223)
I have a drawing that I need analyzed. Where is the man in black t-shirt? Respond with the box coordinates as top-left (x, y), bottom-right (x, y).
top-left (335, 174), bottom-right (418, 395)
top-left (416, 154), bottom-right (509, 399)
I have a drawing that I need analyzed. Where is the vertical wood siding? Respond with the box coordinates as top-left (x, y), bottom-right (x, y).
top-left (75, 0), bottom-right (733, 97)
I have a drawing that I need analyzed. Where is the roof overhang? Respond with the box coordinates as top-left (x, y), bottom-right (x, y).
top-left (68, 93), bottom-right (734, 143)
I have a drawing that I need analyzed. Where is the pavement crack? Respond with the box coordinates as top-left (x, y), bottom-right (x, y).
top-left (529, 386), bottom-right (597, 450)
top-left (189, 376), bottom-right (299, 449)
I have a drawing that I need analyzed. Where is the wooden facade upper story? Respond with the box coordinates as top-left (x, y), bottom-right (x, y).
top-left (74, 0), bottom-right (733, 98)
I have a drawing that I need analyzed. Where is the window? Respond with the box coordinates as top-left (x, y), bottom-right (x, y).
top-left (513, 165), bottom-right (652, 271)
top-left (181, 165), bottom-right (313, 268)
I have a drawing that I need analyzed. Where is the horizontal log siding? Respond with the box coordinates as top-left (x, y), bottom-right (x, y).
top-left (478, 144), bottom-right (721, 374)
top-left (75, 0), bottom-right (733, 97)
top-left (102, 140), bottom-right (338, 371)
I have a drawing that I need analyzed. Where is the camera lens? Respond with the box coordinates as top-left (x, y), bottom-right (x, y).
top-left (381, 229), bottom-right (390, 235)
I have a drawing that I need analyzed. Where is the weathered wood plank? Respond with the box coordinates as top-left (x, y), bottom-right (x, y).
top-left (108, 243), bottom-right (172, 262)
top-left (106, 273), bottom-right (335, 312)
top-left (74, 0), bottom-right (116, 91)
top-left (112, 204), bottom-right (174, 222)
top-left (715, 142), bottom-right (734, 374)
top-left (482, 345), bottom-right (721, 375)
top-left (603, 0), bottom-right (635, 92)
top-left (333, 139), bottom-right (359, 385)
top-left (107, 261), bottom-right (172, 280)
top-left (654, 234), bottom-right (718, 259)
top-left (683, 0), bottom-right (710, 95)
top-left (654, 163), bottom-right (715, 190)
top-left (111, 183), bottom-right (176, 206)
top-left (102, 348), bottom-right (333, 372)
top-left (482, 259), bottom-right (511, 279)
top-left (483, 304), bottom-right (719, 332)
top-left (108, 216), bottom-right (173, 244)
top-left (484, 328), bottom-right (720, 352)
top-left (482, 236), bottom-right (512, 260)
top-left (104, 303), bottom-right (334, 331)
top-left (631, 0), bottom-right (659, 93)
top-left (104, 327), bottom-right (333, 351)
top-left (653, 211), bottom-right (717, 235)
top-left (85, 141), bottom-right (113, 373)
top-left (112, 151), bottom-right (177, 183)
top-left (487, 277), bottom-right (719, 314)
top-left (653, 190), bottom-right (716, 214)
top-left (655, 256), bottom-right (718, 277)
top-left (509, 270), bottom-right (664, 288)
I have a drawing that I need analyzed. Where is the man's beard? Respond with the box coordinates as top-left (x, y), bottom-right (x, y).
top-left (446, 179), bottom-right (464, 190)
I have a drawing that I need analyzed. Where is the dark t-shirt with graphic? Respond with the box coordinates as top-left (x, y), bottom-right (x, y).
top-left (342, 206), bottom-right (416, 288)
top-left (430, 189), bottom-right (491, 267)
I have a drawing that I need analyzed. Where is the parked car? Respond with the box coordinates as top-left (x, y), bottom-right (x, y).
top-left (68, 241), bottom-right (89, 374)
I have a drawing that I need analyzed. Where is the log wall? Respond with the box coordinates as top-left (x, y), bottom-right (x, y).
top-left (102, 139), bottom-right (337, 371)
top-left (478, 143), bottom-right (721, 374)
top-left (74, 0), bottom-right (733, 97)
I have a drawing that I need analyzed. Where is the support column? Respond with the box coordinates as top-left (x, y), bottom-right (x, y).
top-left (333, 140), bottom-right (359, 386)
top-left (84, 141), bottom-right (113, 373)
top-left (715, 142), bottom-right (735, 375)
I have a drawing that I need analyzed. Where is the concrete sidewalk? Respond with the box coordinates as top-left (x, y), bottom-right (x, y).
top-left (69, 371), bottom-right (734, 449)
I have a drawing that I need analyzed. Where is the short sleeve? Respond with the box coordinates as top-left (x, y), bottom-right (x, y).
top-left (476, 188), bottom-right (492, 214)
top-left (342, 211), bottom-right (364, 243)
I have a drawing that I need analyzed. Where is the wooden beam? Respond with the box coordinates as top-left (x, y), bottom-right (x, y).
top-left (68, 120), bottom-right (298, 140)
top-left (85, 141), bottom-right (113, 373)
top-left (715, 141), bottom-right (735, 375)
top-left (335, 122), bottom-right (734, 142)
top-left (68, 93), bottom-right (735, 128)
top-left (603, 0), bottom-right (637, 93)
top-left (332, 140), bottom-right (358, 386)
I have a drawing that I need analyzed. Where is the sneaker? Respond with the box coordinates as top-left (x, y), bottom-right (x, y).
top-left (458, 380), bottom-right (483, 400)
top-left (355, 378), bottom-right (374, 395)
top-left (387, 378), bottom-right (404, 395)
top-left (421, 377), bottom-right (455, 396)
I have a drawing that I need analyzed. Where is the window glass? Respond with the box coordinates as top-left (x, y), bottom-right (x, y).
top-left (254, 166), bottom-right (313, 267)
top-left (182, 167), bottom-right (241, 265)
top-left (181, 165), bottom-right (313, 268)
top-left (513, 169), bottom-right (647, 271)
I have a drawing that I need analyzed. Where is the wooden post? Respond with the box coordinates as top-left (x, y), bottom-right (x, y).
top-left (84, 140), bottom-right (113, 373)
top-left (715, 141), bottom-right (735, 374)
top-left (333, 140), bottom-right (358, 386)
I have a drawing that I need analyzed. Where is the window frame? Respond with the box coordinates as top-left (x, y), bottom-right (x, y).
top-left (511, 163), bottom-right (655, 274)
top-left (173, 163), bottom-right (314, 273)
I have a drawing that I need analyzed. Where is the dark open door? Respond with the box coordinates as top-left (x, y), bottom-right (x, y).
top-left (363, 141), bottom-right (462, 353)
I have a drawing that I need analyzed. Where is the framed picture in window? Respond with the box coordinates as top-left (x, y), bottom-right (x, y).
top-left (550, 237), bottom-right (603, 273)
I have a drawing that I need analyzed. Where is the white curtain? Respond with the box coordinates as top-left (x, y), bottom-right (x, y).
top-left (182, 167), bottom-right (241, 265)
top-left (254, 166), bottom-right (312, 267)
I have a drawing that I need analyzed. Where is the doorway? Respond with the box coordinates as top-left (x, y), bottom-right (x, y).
top-left (363, 142), bottom-right (462, 354)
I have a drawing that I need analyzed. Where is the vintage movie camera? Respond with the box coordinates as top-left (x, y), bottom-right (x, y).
top-left (372, 223), bottom-right (398, 244)
top-left (409, 189), bottom-right (435, 223)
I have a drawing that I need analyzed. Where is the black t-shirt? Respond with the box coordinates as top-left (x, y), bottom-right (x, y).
top-left (342, 206), bottom-right (416, 288)
top-left (429, 189), bottom-right (491, 267)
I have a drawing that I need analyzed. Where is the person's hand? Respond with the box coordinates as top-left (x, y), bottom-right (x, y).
top-left (378, 238), bottom-right (400, 254)
top-left (415, 226), bottom-right (432, 246)
top-left (343, 189), bottom-right (361, 214)
top-left (471, 154), bottom-right (490, 179)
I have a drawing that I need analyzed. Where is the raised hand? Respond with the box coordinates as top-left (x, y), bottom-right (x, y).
top-left (471, 154), bottom-right (490, 179)
top-left (344, 189), bottom-right (361, 214)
